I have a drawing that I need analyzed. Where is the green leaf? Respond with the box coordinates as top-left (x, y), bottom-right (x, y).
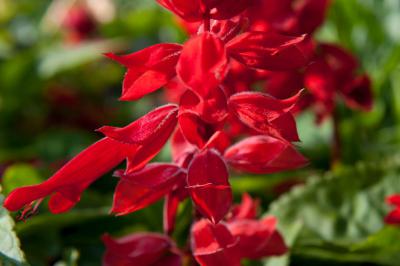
top-left (265, 158), bottom-right (400, 265)
top-left (0, 187), bottom-right (26, 265)
top-left (2, 164), bottom-right (42, 196)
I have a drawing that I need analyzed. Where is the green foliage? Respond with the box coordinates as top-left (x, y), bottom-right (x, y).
top-left (0, 188), bottom-right (26, 266)
top-left (265, 159), bottom-right (400, 266)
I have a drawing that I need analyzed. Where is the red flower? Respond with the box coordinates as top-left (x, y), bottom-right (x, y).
top-left (385, 194), bottom-right (400, 225)
top-left (157, 0), bottom-right (252, 22)
top-left (109, 27), bottom-right (310, 103)
top-left (247, 0), bottom-right (331, 35)
top-left (102, 233), bottom-right (182, 266)
top-left (4, 105), bottom-right (178, 216)
top-left (191, 194), bottom-right (287, 265)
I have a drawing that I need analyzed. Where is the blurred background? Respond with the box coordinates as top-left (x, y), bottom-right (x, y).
top-left (0, 0), bottom-right (400, 265)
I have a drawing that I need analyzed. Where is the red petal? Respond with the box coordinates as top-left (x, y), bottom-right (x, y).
top-left (187, 149), bottom-right (232, 223)
top-left (126, 112), bottom-right (178, 174)
top-left (385, 208), bottom-right (400, 225)
top-left (177, 33), bottom-right (228, 97)
top-left (4, 138), bottom-right (135, 213)
top-left (224, 135), bottom-right (308, 174)
top-left (102, 233), bottom-right (180, 266)
top-left (342, 75), bottom-right (373, 111)
top-left (178, 112), bottom-right (217, 149)
top-left (387, 194), bottom-right (400, 206)
top-left (227, 216), bottom-right (287, 259)
top-left (171, 128), bottom-right (197, 167)
top-left (112, 163), bottom-right (185, 215)
top-left (208, 0), bottom-right (253, 20)
top-left (163, 192), bottom-right (181, 235)
top-left (157, 0), bottom-right (203, 22)
top-left (180, 88), bottom-right (228, 124)
top-left (227, 31), bottom-right (310, 70)
top-left (106, 43), bottom-right (182, 100)
top-left (228, 193), bottom-right (259, 221)
top-left (228, 91), bottom-right (301, 141)
top-left (191, 219), bottom-right (240, 266)
top-left (98, 104), bottom-right (178, 145)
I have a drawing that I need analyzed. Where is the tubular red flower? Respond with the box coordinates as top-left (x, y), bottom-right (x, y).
top-left (187, 149), bottom-right (232, 224)
top-left (177, 32), bottom-right (228, 98)
top-left (105, 43), bottom-right (182, 101)
top-left (227, 31), bottom-right (310, 70)
top-left (224, 135), bottom-right (308, 174)
top-left (102, 233), bottom-right (181, 266)
top-left (4, 138), bottom-right (136, 214)
top-left (111, 163), bottom-right (185, 216)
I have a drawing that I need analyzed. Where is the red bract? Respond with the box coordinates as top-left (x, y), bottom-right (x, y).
top-left (105, 44), bottom-right (182, 101)
top-left (187, 149), bottom-right (232, 224)
top-left (385, 194), bottom-right (400, 225)
top-left (102, 233), bottom-right (182, 266)
top-left (224, 135), bottom-right (308, 174)
top-left (157, 0), bottom-right (252, 22)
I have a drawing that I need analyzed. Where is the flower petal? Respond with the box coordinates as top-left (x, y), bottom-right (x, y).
top-left (106, 43), bottom-right (182, 101)
top-left (191, 219), bottom-right (240, 266)
top-left (224, 135), bottom-right (308, 174)
top-left (227, 216), bottom-right (287, 259)
top-left (177, 33), bottom-right (228, 97)
top-left (228, 91), bottom-right (301, 141)
top-left (227, 31), bottom-right (310, 70)
top-left (112, 163), bottom-right (185, 215)
top-left (228, 193), bottom-right (259, 221)
top-left (98, 104), bottom-right (178, 145)
top-left (187, 149), bottom-right (232, 223)
top-left (341, 75), bottom-right (373, 111)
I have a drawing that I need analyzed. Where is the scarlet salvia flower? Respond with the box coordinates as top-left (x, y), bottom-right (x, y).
top-left (191, 194), bottom-right (287, 265)
top-left (3, 0), bottom-right (318, 264)
top-left (385, 194), bottom-right (400, 225)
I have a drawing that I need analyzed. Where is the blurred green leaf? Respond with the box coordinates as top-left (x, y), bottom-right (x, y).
top-left (2, 164), bottom-right (42, 196)
top-left (265, 158), bottom-right (400, 265)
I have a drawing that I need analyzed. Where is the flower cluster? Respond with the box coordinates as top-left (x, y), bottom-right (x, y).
top-left (3, 0), bottom-right (374, 265)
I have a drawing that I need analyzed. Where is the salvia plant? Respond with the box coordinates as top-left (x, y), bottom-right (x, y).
top-left (3, 0), bottom-right (399, 265)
